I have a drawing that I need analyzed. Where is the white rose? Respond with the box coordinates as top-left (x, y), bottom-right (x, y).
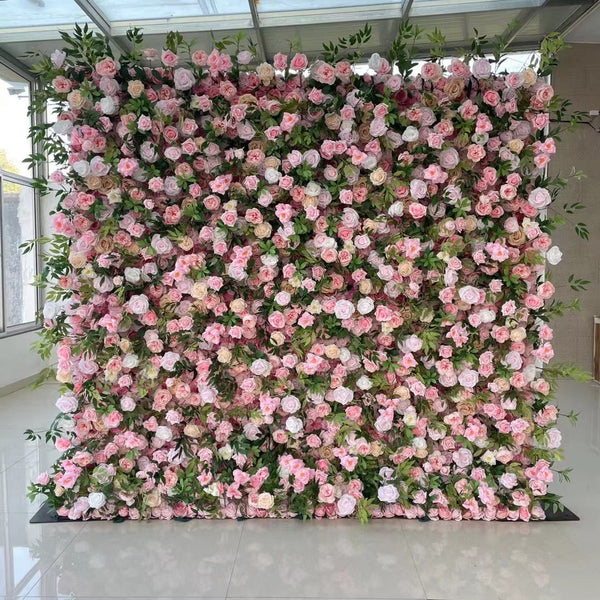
top-left (545, 427), bottom-right (562, 449)
top-left (403, 410), bottom-right (417, 427)
top-left (285, 416), bottom-right (303, 434)
top-left (388, 201), bottom-right (404, 217)
top-left (100, 96), bottom-right (117, 114)
top-left (305, 181), bottom-right (321, 196)
top-left (88, 492), bottom-right (106, 509)
top-left (199, 386), bottom-right (217, 404)
top-left (281, 395), bottom-right (301, 413)
top-left (120, 396), bottom-right (136, 411)
top-left (250, 358), bottom-right (272, 377)
top-left (375, 414), bottom-right (393, 432)
top-left (275, 291), bottom-right (291, 306)
top-left (378, 484), bottom-right (400, 503)
top-left (173, 67), bottom-right (195, 91)
top-left (56, 394), bottom-right (78, 413)
top-left (218, 444), bottom-right (233, 460)
top-left (332, 386), bottom-right (353, 405)
top-left (481, 450), bottom-right (496, 465)
top-left (334, 299), bottom-right (355, 320)
top-left (412, 436), bottom-right (427, 450)
top-left (128, 294), bottom-right (149, 315)
top-left (356, 376), bottom-right (372, 390)
top-left (73, 160), bottom-right (90, 177)
top-left (243, 422), bottom-right (261, 441)
top-left (458, 285), bottom-right (481, 305)
top-left (339, 348), bottom-right (351, 363)
top-left (357, 297), bottom-right (374, 315)
top-left (546, 246), bottom-right (562, 265)
top-left (368, 53), bottom-right (383, 71)
top-left (264, 167), bottom-right (281, 183)
top-left (337, 493), bottom-right (357, 517)
top-left (261, 254), bottom-right (278, 267)
top-left (458, 368), bottom-right (479, 388)
top-left (43, 301), bottom-right (61, 320)
top-left (123, 354), bottom-right (139, 369)
top-left (124, 267), bottom-right (141, 283)
top-left (53, 119), bottom-right (73, 136)
top-left (479, 309), bottom-right (496, 323)
top-left (204, 483), bottom-right (220, 497)
top-left (155, 426), bottom-right (173, 441)
top-left (107, 189), bottom-right (122, 204)
top-left (528, 187), bottom-right (551, 209)
top-left (402, 126), bottom-right (419, 142)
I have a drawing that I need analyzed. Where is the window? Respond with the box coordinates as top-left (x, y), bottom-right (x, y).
top-left (0, 61), bottom-right (41, 336)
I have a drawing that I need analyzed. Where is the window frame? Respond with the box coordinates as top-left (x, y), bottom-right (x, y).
top-left (0, 57), bottom-right (44, 338)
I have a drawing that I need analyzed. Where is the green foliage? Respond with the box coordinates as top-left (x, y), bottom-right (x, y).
top-left (388, 20), bottom-right (423, 78)
top-left (322, 24), bottom-right (372, 63)
top-left (538, 32), bottom-right (567, 77)
top-left (568, 275), bottom-right (590, 292)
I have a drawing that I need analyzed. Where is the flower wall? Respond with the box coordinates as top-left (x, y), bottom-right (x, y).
top-left (29, 26), bottom-right (576, 520)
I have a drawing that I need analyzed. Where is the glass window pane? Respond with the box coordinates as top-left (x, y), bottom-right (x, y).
top-left (0, 0), bottom-right (91, 30)
top-left (258, 0), bottom-right (402, 10)
top-left (2, 181), bottom-right (37, 328)
top-left (0, 64), bottom-right (32, 179)
top-left (95, 0), bottom-right (250, 20)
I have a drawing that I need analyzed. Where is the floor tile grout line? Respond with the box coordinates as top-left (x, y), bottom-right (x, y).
top-left (21, 521), bottom-right (89, 599)
top-left (0, 447), bottom-right (38, 475)
top-left (224, 520), bottom-right (246, 599)
top-left (399, 521), bottom-right (428, 600)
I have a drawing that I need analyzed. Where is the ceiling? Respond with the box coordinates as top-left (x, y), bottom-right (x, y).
top-left (0, 0), bottom-right (599, 73)
top-left (564, 0), bottom-right (600, 41)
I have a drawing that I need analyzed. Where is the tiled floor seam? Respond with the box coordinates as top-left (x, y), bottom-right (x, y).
top-left (398, 522), bottom-right (428, 600)
top-left (224, 520), bottom-right (246, 599)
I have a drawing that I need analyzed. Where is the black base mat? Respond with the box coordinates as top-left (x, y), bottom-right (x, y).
top-left (30, 500), bottom-right (579, 524)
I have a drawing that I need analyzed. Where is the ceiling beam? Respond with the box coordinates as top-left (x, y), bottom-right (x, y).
top-left (73, 0), bottom-right (131, 55)
top-left (247, 0), bottom-right (267, 63)
top-left (0, 46), bottom-right (34, 80)
top-left (559, 0), bottom-right (600, 37)
top-left (499, 5), bottom-right (541, 48)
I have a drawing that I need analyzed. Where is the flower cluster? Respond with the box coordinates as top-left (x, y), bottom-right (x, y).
top-left (31, 28), bottom-right (572, 521)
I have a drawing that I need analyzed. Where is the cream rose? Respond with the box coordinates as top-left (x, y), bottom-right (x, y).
top-left (257, 492), bottom-right (275, 510)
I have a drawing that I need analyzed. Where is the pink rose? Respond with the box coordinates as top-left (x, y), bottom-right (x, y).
top-left (439, 148), bottom-right (460, 169)
top-left (452, 447), bottom-right (473, 468)
top-left (318, 483), bottom-right (336, 504)
top-left (161, 49), bottom-right (179, 67)
top-left (95, 57), bottom-right (118, 78)
top-left (273, 53), bottom-right (288, 70)
top-left (290, 53), bottom-right (308, 70)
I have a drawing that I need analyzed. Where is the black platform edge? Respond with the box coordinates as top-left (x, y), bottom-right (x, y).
top-left (30, 500), bottom-right (580, 524)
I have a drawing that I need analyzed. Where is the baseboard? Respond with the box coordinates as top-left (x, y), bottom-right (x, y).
top-left (0, 371), bottom-right (44, 398)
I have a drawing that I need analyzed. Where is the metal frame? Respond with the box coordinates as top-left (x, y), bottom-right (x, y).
top-left (73, 0), bottom-right (131, 54)
top-left (0, 58), bottom-right (42, 338)
top-left (0, 0), bottom-right (597, 54)
top-left (248, 0), bottom-right (267, 63)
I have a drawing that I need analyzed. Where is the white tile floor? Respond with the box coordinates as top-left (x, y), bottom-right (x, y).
top-left (0, 380), bottom-right (599, 600)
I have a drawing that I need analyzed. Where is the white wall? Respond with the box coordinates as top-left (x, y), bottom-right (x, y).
top-left (0, 330), bottom-right (46, 389)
